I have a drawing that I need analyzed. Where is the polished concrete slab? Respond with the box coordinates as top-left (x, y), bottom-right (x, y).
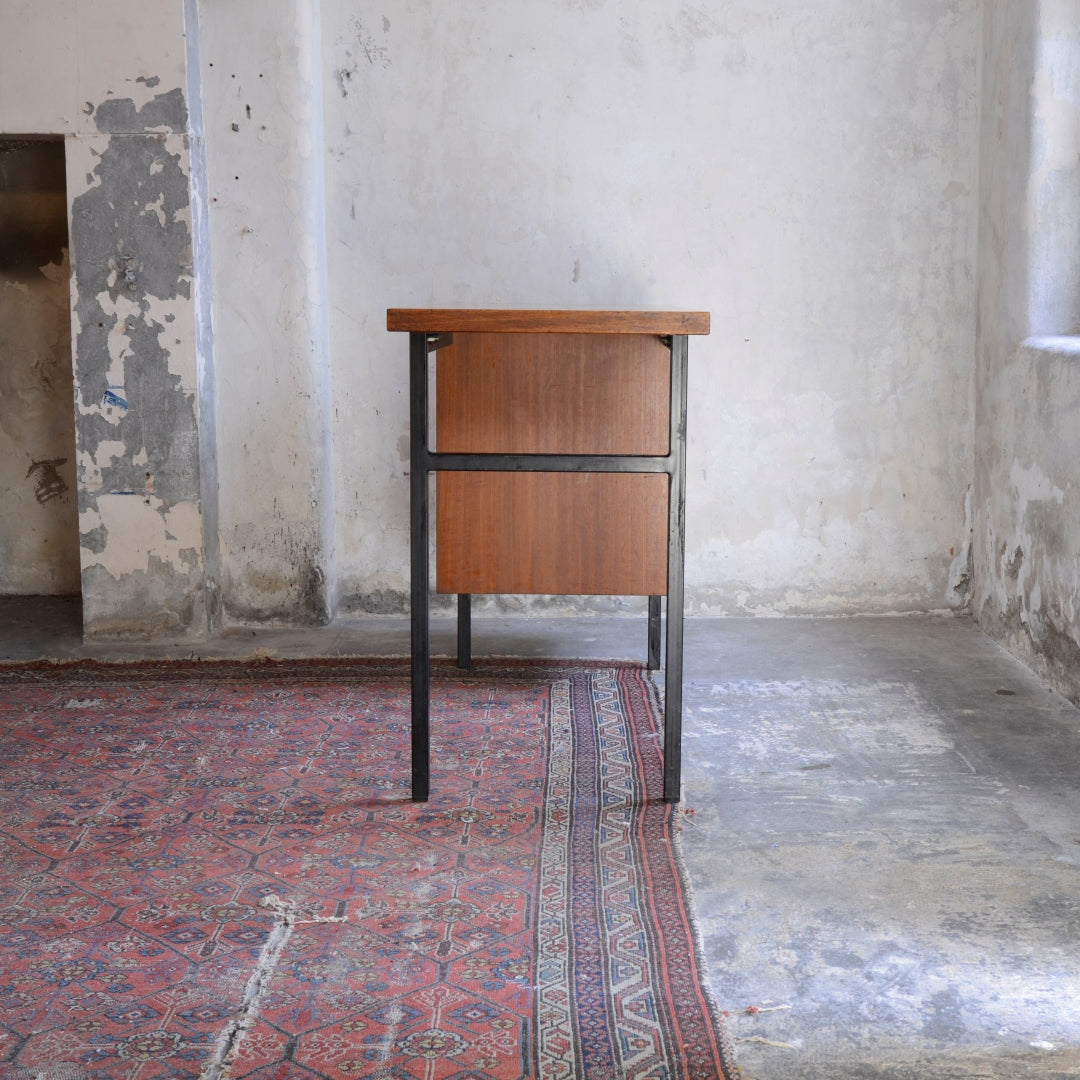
top-left (2, 599), bottom-right (1079, 1078)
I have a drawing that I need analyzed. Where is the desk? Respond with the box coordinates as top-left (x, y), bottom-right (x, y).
top-left (387, 309), bottom-right (710, 802)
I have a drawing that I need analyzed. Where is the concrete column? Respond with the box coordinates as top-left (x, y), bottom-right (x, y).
top-left (198, 0), bottom-right (336, 624)
top-left (974, 0), bottom-right (1080, 705)
top-left (59, 1), bottom-right (219, 641)
top-left (67, 121), bottom-right (212, 640)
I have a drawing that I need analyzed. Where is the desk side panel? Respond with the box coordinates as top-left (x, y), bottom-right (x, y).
top-left (435, 471), bottom-right (668, 596)
top-left (436, 333), bottom-right (670, 455)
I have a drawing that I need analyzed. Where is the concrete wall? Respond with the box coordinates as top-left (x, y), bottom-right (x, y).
top-left (324, 0), bottom-right (981, 616)
top-left (0, 0), bottom-right (216, 638)
top-left (975, 0), bottom-right (1080, 704)
top-left (1, 2), bottom-right (987, 634)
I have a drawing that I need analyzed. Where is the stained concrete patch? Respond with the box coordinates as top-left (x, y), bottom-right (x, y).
top-left (93, 88), bottom-right (188, 134)
top-left (679, 617), bottom-right (1080, 1078)
top-left (732, 1048), bottom-right (1080, 1079)
top-left (71, 131), bottom-right (199, 504)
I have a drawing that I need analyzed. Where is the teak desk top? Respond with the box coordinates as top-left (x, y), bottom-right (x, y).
top-left (386, 308), bottom-right (710, 336)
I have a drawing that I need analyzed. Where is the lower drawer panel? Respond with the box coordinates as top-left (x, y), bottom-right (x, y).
top-left (436, 471), bottom-right (669, 596)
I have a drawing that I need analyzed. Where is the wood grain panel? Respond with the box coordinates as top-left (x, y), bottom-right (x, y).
top-left (436, 333), bottom-right (670, 454)
top-left (436, 471), bottom-right (668, 596)
top-left (388, 308), bottom-right (710, 335)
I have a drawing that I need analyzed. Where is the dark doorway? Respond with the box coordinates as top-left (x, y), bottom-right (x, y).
top-left (0, 136), bottom-right (81, 605)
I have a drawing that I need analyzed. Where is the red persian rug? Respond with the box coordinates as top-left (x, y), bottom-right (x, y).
top-left (0, 658), bottom-right (736, 1080)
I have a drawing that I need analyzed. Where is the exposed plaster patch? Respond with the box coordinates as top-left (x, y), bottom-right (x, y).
top-left (78, 440), bottom-right (127, 490)
top-left (1010, 459), bottom-right (1066, 507)
top-left (81, 558), bottom-right (194, 639)
top-left (146, 192), bottom-right (168, 226)
top-left (66, 119), bottom-right (209, 638)
top-left (93, 88), bottom-right (189, 134)
top-left (70, 132), bottom-right (200, 509)
top-left (80, 495), bottom-right (202, 578)
top-left (81, 523), bottom-right (108, 556)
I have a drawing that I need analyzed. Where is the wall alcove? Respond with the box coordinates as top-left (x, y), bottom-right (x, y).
top-left (0, 136), bottom-right (81, 605)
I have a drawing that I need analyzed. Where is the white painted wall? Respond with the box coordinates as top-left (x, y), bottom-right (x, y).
top-left (1, 2), bottom-right (987, 631)
top-left (0, 0), bottom-right (187, 134)
top-left (197, 0), bottom-right (337, 625)
top-left (323, 1), bottom-right (981, 615)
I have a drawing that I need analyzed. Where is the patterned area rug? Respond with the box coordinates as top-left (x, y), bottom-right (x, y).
top-left (0, 658), bottom-right (735, 1080)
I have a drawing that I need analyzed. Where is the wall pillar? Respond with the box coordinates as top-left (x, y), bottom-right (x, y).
top-left (974, 0), bottom-right (1080, 705)
top-left (197, 0), bottom-right (336, 624)
top-left (67, 82), bottom-right (214, 639)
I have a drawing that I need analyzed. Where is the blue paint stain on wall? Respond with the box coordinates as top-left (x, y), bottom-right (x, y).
top-left (103, 389), bottom-right (129, 410)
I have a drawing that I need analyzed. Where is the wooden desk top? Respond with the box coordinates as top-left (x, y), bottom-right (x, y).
top-left (386, 308), bottom-right (710, 335)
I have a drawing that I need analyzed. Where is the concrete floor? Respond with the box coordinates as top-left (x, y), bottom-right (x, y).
top-left (2, 598), bottom-right (1079, 1079)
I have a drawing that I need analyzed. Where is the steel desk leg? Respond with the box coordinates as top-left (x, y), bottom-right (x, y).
top-left (664, 335), bottom-right (689, 803)
top-left (409, 331), bottom-right (430, 801)
top-left (648, 595), bottom-right (662, 670)
top-left (457, 594), bottom-right (472, 669)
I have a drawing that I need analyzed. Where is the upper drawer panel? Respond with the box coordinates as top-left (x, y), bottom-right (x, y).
top-left (435, 332), bottom-right (671, 455)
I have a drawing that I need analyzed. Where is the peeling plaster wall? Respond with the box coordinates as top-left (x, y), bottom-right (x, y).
top-left (1, 3), bottom-right (988, 633)
top-left (0, 0), bottom-right (216, 639)
top-left (196, 0), bottom-right (337, 626)
top-left (67, 128), bottom-right (208, 638)
top-left (975, 1), bottom-right (1080, 704)
top-left (0, 140), bottom-right (80, 595)
top-left (324, 1), bottom-right (980, 616)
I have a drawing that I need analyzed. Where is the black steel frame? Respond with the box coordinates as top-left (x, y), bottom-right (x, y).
top-left (409, 330), bottom-right (689, 802)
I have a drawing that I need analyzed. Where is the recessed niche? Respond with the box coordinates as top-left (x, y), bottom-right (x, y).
top-left (0, 136), bottom-right (81, 597)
